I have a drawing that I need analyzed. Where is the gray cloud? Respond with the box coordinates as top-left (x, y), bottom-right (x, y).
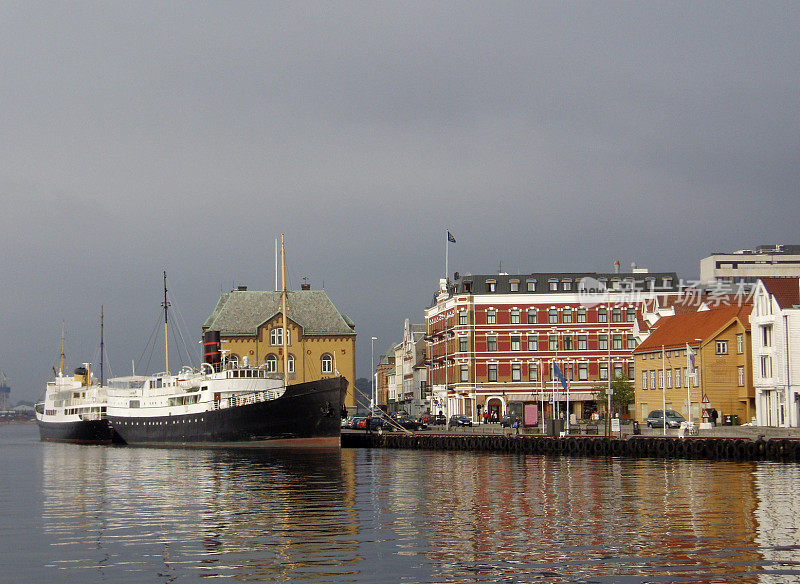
top-left (1, 2), bottom-right (798, 401)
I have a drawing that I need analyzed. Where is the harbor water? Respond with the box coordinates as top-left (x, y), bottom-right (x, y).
top-left (2, 423), bottom-right (800, 583)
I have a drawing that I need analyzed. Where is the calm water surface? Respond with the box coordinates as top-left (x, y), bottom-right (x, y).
top-left (2, 423), bottom-right (799, 583)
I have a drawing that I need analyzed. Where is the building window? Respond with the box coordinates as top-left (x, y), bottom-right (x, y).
top-left (487, 281), bottom-right (496, 292)
top-left (715, 340), bottom-right (728, 355)
top-left (460, 364), bottom-right (469, 382)
top-left (666, 369), bottom-right (672, 388)
top-left (577, 308), bottom-right (587, 323)
top-left (510, 280), bottom-right (520, 292)
top-left (512, 364), bottom-right (521, 381)
top-left (548, 309), bottom-right (558, 324)
top-left (459, 337), bottom-right (468, 352)
top-left (600, 363), bottom-right (609, 381)
top-left (487, 309), bottom-right (496, 324)
top-left (549, 335), bottom-right (558, 351)
top-left (527, 280), bottom-right (537, 292)
top-left (762, 325), bottom-right (773, 347)
top-left (511, 336), bottom-right (521, 351)
top-left (528, 335), bottom-right (538, 351)
top-left (628, 363), bottom-right (635, 380)
top-left (598, 308), bottom-right (607, 323)
top-left (598, 334), bottom-right (608, 351)
top-left (510, 309), bottom-right (520, 324)
top-left (549, 280), bottom-right (558, 291)
top-left (614, 362), bottom-right (624, 379)
top-left (658, 370), bottom-right (664, 389)
top-left (613, 334), bottom-right (623, 350)
top-left (612, 308), bottom-right (622, 322)
top-left (578, 335), bottom-right (587, 350)
top-left (487, 336), bottom-right (497, 352)
top-left (626, 308), bottom-right (636, 322)
top-left (627, 335), bottom-right (636, 350)
top-left (761, 356), bottom-right (772, 378)
top-left (270, 328), bottom-right (291, 346)
top-left (321, 354), bottom-right (333, 374)
top-left (527, 308), bottom-right (537, 324)
top-left (563, 335), bottom-right (573, 350)
top-left (650, 370), bottom-right (656, 389)
top-left (736, 333), bottom-right (744, 354)
top-left (675, 368), bottom-right (681, 388)
top-left (529, 363), bottom-right (539, 381)
top-left (265, 354), bottom-right (277, 373)
top-left (738, 365), bottom-right (745, 387)
top-left (286, 354), bottom-right (295, 373)
top-left (642, 371), bottom-right (648, 390)
top-left (488, 364), bottom-right (497, 382)
top-left (578, 363), bottom-right (588, 381)
top-left (562, 280), bottom-right (572, 291)
top-left (459, 310), bottom-right (468, 325)
top-left (562, 309), bottom-right (572, 323)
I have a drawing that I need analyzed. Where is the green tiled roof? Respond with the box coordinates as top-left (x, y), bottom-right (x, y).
top-left (202, 290), bottom-right (356, 337)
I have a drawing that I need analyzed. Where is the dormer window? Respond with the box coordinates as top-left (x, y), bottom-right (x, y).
top-left (510, 279), bottom-right (520, 292)
top-left (487, 280), bottom-right (496, 292)
top-left (527, 279), bottom-right (537, 292)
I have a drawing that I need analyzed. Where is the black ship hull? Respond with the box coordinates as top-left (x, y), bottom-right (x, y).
top-left (37, 418), bottom-right (116, 444)
top-left (108, 376), bottom-right (347, 448)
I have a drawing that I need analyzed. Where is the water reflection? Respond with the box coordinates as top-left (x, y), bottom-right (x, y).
top-left (42, 445), bottom-right (361, 582)
top-left (38, 442), bottom-right (800, 584)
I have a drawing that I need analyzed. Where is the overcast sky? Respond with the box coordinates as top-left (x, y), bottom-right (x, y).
top-left (2, 2), bottom-right (798, 402)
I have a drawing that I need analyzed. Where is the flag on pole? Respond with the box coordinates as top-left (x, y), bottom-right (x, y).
top-left (686, 343), bottom-right (697, 376)
top-left (552, 361), bottom-right (568, 391)
top-left (447, 230), bottom-right (456, 243)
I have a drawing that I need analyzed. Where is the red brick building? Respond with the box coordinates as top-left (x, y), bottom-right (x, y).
top-left (425, 271), bottom-right (680, 425)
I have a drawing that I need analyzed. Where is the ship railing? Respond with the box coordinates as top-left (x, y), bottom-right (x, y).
top-left (219, 389), bottom-right (283, 410)
top-left (79, 412), bottom-right (103, 421)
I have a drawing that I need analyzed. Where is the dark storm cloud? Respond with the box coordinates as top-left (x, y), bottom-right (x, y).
top-left (1, 2), bottom-right (798, 400)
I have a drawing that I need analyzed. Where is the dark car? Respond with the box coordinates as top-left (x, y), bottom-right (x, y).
top-left (397, 416), bottom-right (427, 431)
top-left (433, 414), bottom-right (447, 425)
top-left (500, 414), bottom-right (513, 428)
top-left (646, 409), bottom-right (686, 429)
top-left (449, 414), bottom-right (473, 427)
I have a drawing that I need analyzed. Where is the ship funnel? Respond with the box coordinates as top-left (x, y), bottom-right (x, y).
top-left (203, 331), bottom-right (222, 372)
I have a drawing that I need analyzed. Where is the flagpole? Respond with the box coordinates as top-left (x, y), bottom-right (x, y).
top-left (662, 345), bottom-right (666, 436)
top-left (445, 231), bottom-right (449, 281)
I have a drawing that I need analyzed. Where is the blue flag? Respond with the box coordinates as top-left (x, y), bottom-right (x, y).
top-left (447, 230), bottom-right (456, 243)
top-left (553, 361), bottom-right (568, 391)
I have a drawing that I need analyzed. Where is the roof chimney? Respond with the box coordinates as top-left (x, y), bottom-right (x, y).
top-left (301, 283), bottom-right (311, 291)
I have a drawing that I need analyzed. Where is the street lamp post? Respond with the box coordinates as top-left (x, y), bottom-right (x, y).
top-left (693, 337), bottom-right (703, 425)
top-left (371, 336), bottom-right (378, 414)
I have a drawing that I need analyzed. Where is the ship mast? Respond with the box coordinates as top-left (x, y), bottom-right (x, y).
top-left (59, 320), bottom-right (65, 376)
top-left (281, 234), bottom-right (289, 384)
top-left (162, 271), bottom-right (170, 373)
top-left (100, 305), bottom-right (104, 386)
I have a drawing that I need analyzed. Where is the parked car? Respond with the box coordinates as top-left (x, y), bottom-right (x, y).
top-left (646, 409), bottom-right (686, 429)
top-left (433, 414), bottom-right (447, 425)
top-left (398, 416), bottom-right (427, 430)
top-left (449, 414), bottom-right (473, 427)
top-left (418, 413), bottom-right (437, 425)
top-left (352, 416), bottom-right (367, 429)
top-left (500, 414), bottom-right (513, 428)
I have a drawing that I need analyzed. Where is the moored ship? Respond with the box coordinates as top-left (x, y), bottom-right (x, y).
top-left (106, 346), bottom-right (347, 448)
top-left (35, 319), bottom-right (116, 444)
top-left (105, 237), bottom-right (347, 448)
top-left (35, 363), bottom-right (115, 444)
